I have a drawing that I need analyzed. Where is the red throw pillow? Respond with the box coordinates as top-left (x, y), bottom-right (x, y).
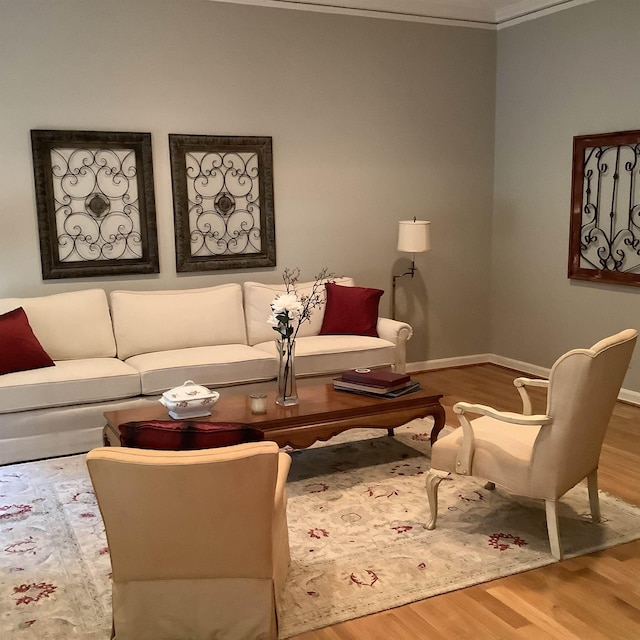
top-left (118, 420), bottom-right (264, 450)
top-left (319, 282), bottom-right (383, 337)
top-left (0, 307), bottom-right (55, 375)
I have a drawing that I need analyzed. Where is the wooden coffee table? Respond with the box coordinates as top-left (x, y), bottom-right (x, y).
top-left (103, 372), bottom-right (445, 449)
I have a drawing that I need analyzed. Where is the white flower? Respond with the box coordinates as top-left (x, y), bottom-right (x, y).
top-left (272, 292), bottom-right (304, 316)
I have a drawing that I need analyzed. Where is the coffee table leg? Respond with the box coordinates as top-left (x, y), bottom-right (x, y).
top-left (387, 428), bottom-right (395, 437)
top-left (430, 403), bottom-right (446, 446)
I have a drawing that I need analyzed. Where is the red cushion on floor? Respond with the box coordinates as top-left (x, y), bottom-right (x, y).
top-left (118, 420), bottom-right (264, 450)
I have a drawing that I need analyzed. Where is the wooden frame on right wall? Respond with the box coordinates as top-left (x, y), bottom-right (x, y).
top-left (569, 129), bottom-right (640, 287)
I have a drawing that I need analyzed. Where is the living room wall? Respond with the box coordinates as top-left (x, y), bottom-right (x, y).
top-left (0, 0), bottom-right (495, 365)
top-left (493, 0), bottom-right (640, 391)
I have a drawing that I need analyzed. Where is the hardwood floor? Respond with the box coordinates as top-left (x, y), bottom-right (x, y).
top-left (290, 364), bottom-right (640, 640)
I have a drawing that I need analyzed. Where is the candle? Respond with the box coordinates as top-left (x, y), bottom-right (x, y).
top-left (250, 393), bottom-right (267, 415)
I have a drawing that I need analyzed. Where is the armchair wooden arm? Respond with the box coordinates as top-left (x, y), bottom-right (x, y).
top-left (513, 376), bottom-right (549, 415)
top-left (452, 401), bottom-right (552, 475)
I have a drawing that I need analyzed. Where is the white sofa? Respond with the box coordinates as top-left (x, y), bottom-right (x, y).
top-left (0, 278), bottom-right (412, 464)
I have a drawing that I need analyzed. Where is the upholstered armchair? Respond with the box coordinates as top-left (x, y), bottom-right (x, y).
top-left (425, 329), bottom-right (637, 560)
top-left (87, 441), bottom-right (291, 640)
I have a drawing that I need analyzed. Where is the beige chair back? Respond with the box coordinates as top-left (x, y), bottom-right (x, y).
top-left (87, 441), bottom-right (290, 640)
top-left (531, 329), bottom-right (637, 498)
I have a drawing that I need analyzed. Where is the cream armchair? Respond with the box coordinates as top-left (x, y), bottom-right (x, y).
top-left (425, 329), bottom-right (637, 560)
top-left (87, 441), bottom-right (291, 640)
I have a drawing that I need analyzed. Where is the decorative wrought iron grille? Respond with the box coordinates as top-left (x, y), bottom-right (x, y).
top-left (31, 130), bottom-right (159, 279)
top-left (569, 130), bottom-right (640, 287)
top-left (185, 150), bottom-right (262, 257)
top-left (50, 147), bottom-right (143, 262)
top-left (169, 135), bottom-right (276, 272)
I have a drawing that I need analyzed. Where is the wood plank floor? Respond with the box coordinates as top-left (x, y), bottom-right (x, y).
top-left (290, 364), bottom-right (640, 640)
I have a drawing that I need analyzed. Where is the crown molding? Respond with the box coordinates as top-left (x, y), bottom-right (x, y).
top-left (209, 0), bottom-right (596, 29)
top-left (496, 0), bottom-right (596, 29)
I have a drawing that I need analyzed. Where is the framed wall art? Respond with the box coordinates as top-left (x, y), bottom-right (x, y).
top-left (30, 130), bottom-right (159, 279)
top-left (569, 129), bottom-right (640, 287)
top-left (169, 134), bottom-right (276, 272)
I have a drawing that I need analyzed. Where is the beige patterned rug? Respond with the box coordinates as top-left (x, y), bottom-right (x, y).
top-left (2, 419), bottom-right (640, 639)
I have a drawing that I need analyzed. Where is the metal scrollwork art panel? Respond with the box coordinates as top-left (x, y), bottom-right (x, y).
top-left (30, 130), bottom-right (159, 279)
top-left (569, 129), bottom-right (640, 287)
top-left (169, 134), bottom-right (276, 272)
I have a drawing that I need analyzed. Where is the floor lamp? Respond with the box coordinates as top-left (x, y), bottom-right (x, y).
top-left (392, 219), bottom-right (431, 320)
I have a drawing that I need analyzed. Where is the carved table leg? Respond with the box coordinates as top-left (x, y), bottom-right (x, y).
top-left (429, 402), bottom-right (447, 446)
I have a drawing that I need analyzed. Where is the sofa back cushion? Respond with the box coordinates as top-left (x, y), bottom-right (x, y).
top-left (110, 284), bottom-right (247, 360)
top-left (0, 289), bottom-right (116, 360)
top-left (243, 277), bottom-right (354, 346)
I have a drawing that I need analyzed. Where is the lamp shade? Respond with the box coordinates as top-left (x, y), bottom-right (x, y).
top-left (397, 220), bottom-right (431, 253)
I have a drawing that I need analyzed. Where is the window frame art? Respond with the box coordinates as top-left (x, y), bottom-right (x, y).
top-left (30, 129), bottom-right (159, 280)
top-left (569, 129), bottom-right (640, 287)
top-left (168, 134), bottom-right (276, 273)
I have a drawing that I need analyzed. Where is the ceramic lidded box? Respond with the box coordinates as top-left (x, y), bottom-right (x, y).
top-left (160, 380), bottom-right (220, 419)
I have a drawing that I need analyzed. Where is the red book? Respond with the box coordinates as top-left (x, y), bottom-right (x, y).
top-left (340, 368), bottom-right (410, 389)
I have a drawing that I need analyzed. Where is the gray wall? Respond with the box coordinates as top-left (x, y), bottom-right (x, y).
top-left (0, 0), bottom-right (496, 365)
top-left (493, 0), bottom-right (640, 390)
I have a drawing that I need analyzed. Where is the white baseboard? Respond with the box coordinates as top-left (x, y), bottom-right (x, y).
top-left (407, 354), bottom-right (493, 372)
top-left (407, 354), bottom-right (640, 406)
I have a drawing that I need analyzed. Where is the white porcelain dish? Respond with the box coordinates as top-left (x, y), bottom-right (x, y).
top-left (159, 380), bottom-right (220, 419)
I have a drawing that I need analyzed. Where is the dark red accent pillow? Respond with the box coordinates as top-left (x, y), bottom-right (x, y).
top-left (319, 283), bottom-right (383, 337)
top-left (118, 420), bottom-right (264, 450)
top-left (0, 307), bottom-right (55, 376)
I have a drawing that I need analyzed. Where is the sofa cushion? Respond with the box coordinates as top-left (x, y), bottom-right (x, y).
top-left (0, 307), bottom-right (55, 375)
top-left (0, 289), bottom-right (116, 360)
top-left (118, 420), bottom-right (264, 450)
top-left (0, 358), bottom-right (141, 414)
top-left (319, 283), bottom-right (383, 337)
top-left (110, 284), bottom-right (248, 360)
top-left (243, 277), bottom-right (354, 346)
top-left (125, 344), bottom-right (278, 395)
top-left (253, 335), bottom-right (395, 377)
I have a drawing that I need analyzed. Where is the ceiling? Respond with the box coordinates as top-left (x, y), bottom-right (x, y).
top-left (211, 0), bottom-right (595, 28)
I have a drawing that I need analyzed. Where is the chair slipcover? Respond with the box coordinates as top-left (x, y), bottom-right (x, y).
top-left (87, 441), bottom-right (291, 639)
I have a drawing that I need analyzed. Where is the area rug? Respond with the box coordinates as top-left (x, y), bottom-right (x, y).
top-left (2, 419), bottom-right (640, 639)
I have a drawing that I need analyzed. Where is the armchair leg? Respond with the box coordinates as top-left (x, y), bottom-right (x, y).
top-left (425, 471), bottom-right (444, 530)
top-left (545, 500), bottom-right (562, 560)
top-left (587, 469), bottom-right (601, 523)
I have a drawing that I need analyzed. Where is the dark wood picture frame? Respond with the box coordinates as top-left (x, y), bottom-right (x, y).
top-left (569, 129), bottom-right (640, 287)
top-left (31, 130), bottom-right (159, 279)
top-left (169, 134), bottom-right (276, 272)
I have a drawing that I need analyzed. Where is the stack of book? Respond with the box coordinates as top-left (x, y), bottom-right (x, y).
top-left (333, 368), bottom-right (420, 398)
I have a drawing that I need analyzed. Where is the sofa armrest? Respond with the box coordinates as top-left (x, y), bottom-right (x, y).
top-left (376, 317), bottom-right (413, 373)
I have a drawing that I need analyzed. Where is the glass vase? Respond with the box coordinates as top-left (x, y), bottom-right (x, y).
top-left (276, 338), bottom-right (298, 406)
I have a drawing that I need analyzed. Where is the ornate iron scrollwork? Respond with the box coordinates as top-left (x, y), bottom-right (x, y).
top-left (569, 130), bottom-right (640, 286)
top-left (185, 150), bottom-right (262, 258)
top-left (50, 147), bottom-right (143, 262)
